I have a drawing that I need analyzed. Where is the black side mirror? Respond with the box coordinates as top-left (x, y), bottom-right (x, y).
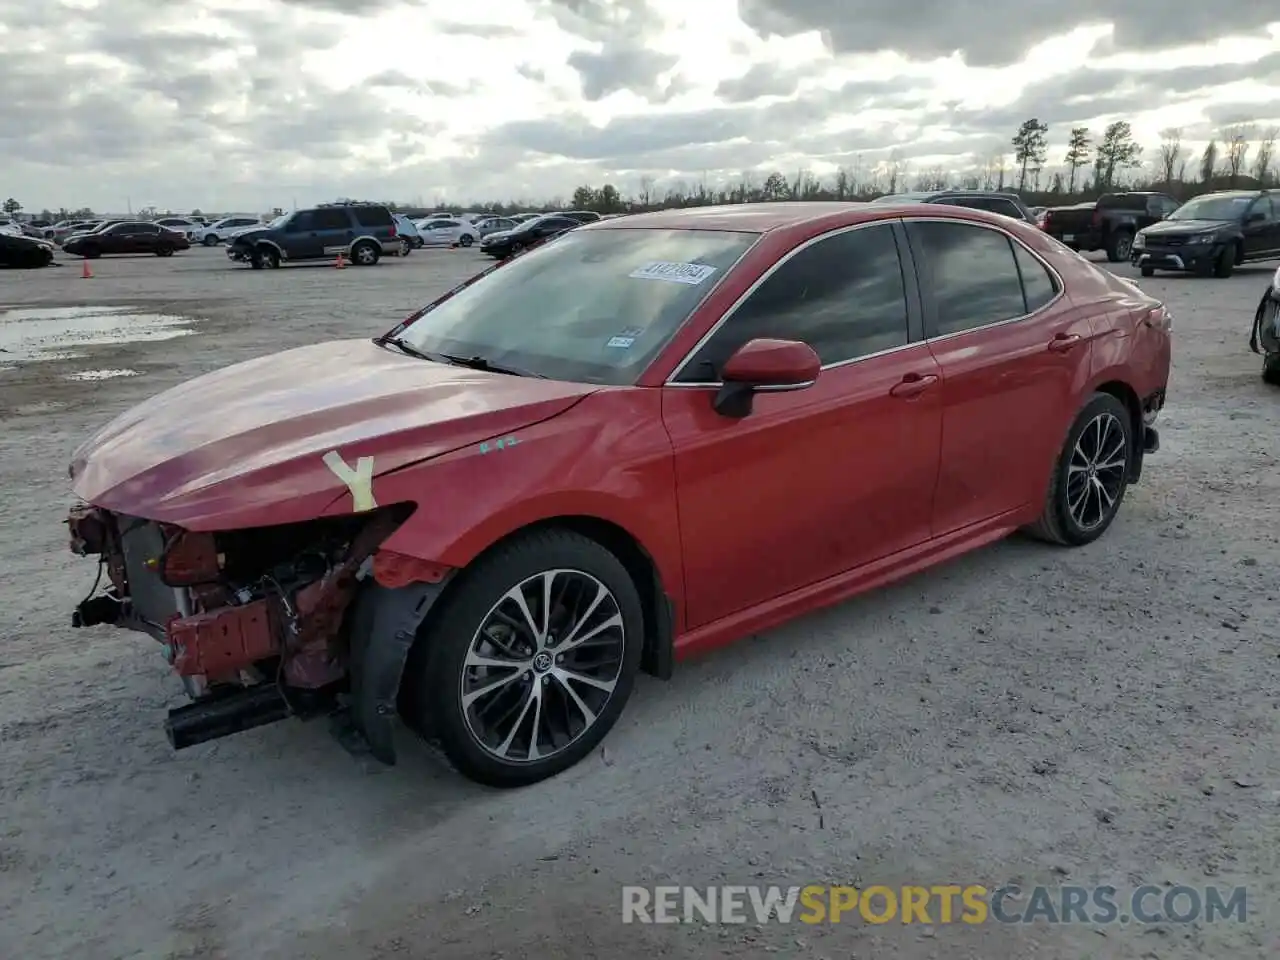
top-left (1246, 211), bottom-right (1266, 224)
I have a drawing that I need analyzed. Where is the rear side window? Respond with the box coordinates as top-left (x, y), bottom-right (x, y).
top-left (353, 206), bottom-right (393, 228)
top-left (908, 220), bottom-right (1028, 336)
top-left (1012, 243), bottom-right (1058, 313)
top-left (677, 223), bottom-right (909, 379)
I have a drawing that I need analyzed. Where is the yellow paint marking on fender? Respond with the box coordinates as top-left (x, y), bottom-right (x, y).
top-left (323, 450), bottom-right (377, 512)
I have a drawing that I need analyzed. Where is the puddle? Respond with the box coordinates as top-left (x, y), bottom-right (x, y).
top-left (0, 305), bottom-right (196, 366)
top-left (64, 369), bottom-right (140, 381)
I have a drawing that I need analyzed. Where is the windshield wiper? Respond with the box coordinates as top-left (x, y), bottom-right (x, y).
top-left (437, 354), bottom-right (548, 378)
top-left (373, 335), bottom-right (436, 361)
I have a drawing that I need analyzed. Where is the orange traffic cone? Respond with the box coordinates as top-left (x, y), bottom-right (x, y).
top-left (81, 258), bottom-right (93, 279)
top-left (334, 250), bottom-right (346, 269)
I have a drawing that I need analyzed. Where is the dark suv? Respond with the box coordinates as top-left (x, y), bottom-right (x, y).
top-left (227, 202), bottom-right (399, 268)
top-left (1133, 190), bottom-right (1280, 278)
top-left (870, 190), bottom-right (1035, 223)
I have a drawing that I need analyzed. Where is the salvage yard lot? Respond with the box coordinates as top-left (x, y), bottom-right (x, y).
top-left (1, 246), bottom-right (1278, 959)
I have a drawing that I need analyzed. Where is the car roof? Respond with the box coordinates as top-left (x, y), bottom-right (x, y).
top-left (1199, 189), bottom-right (1263, 198)
top-left (589, 202), bottom-right (885, 233)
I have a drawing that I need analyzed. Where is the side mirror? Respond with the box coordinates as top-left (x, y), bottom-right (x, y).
top-left (713, 338), bottom-right (820, 418)
top-left (1247, 211), bottom-right (1266, 224)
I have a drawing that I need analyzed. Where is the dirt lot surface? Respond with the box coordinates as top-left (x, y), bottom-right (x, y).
top-left (1, 246), bottom-right (1278, 960)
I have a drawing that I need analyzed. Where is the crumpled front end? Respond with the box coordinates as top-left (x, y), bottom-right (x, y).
top-left (66, 501), bottom-right (418, 749)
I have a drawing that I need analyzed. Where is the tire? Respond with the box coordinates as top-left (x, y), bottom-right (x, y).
top-left (1105, 231), bottom-right (1133, 263)
top-left (399, 238), bottom-right (411, 257)
top-left (412, 529), bottom-right (644, 787)
top-left (1140, 265), bottom-right (1155, 277)
top-left (156, 245), bottom-right (173, 257)
top-left (1213, 246), bottom-right (1235, 278)
top-left (459, 233), bottom-right (474, 247)
top-left (510, 242), bottom-right (524, 256)
top-left (1263, 353), bottom-right (1280, 386)
top-left (250, 245), bottom-right (279, 269)
top-left (81, 246), bottom-right (101, 259)
top-left (351, 240), bottom-right (379, 266)
top-left (1023, 392), bottom-right (1133, 547)
top-left (202, 234), bottom-right (218, 246)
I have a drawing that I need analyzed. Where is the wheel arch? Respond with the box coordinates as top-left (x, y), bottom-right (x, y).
top-left (1091, 378), bottom-right (1143, 482)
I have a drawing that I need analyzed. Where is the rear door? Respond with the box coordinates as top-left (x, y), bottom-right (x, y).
top-left (314, 207), bottom-right (355, 256)
top-left (904, 217), bottom-right (1094, 534)
top-left (134, 222), bottom-right (163, 251)
top-left (663, 221), bottom-right (942, 629)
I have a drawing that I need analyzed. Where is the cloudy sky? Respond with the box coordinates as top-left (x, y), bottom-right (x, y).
top-left (2, 0), bottom-right (1279, 213)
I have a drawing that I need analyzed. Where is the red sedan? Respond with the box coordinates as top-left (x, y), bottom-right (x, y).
top-left (64, 202), bottom-right (1172, 787)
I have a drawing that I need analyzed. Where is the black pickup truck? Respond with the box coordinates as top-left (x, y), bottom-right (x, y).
top-left (1041, 191), bottom-right (1180, 262)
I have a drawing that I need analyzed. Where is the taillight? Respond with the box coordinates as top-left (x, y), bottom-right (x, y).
top-left (388, 223), bottom-right (397, 237)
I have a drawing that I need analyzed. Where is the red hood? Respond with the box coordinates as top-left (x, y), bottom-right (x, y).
top-left (70, 339), bottom-right (598, 529)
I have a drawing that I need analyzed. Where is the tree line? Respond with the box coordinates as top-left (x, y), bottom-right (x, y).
top-left (7, 118), bottom-right (1278, 222)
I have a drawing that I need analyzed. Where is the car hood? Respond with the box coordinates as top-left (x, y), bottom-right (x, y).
top-left (1142, 218), bottom-right (1232, 236)
top-left (70, 339), bottom-right (600, 530)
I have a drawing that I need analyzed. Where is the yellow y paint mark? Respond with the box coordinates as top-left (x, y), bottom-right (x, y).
top-left (323, 450), bottom-right (377, 512)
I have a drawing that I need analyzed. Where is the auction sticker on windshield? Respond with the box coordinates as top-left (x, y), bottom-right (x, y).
top-left (629, 261), bottom-right (718, 285)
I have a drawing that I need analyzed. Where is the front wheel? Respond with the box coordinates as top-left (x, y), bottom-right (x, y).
top-left (411, 529), bottom-right (644, 787)
top-left (1106, 231), bottom-right (1133, 263)
top-left (1264, 353), bottom-right (1280, 386)
top-left (1213, 246), bottom-right (1236, 278)
top-left (1023, 392), bottom-right (1133, 547)
top-left (202, 234), bottom-right (218, 246)
top-left (250, 245), bottom-right (279, 269)
top-left (1140, 265), bottom-right (1155, 277)
top-left (459, 233), bottom-right (474, 247)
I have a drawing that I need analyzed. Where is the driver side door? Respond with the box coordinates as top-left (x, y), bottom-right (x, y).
top-left (661, 221), bottom-right (943, 630)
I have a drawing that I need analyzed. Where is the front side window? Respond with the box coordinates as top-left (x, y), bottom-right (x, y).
top-left (395, 228), bottom-right (757, 384)
top-left (1247, 196), bottom-right (1275, 222)
top-left (908, 220), bottom-right (1028, 336)
top-left (676, 223), bottom-right (910, 382)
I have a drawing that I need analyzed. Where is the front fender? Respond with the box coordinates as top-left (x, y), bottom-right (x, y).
top-left (371, 390), bottom-right (684, 612)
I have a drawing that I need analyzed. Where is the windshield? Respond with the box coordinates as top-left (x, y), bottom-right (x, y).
top-left (394, 227), bottom-right (757, 384)
top-left (1168, 195), bottom-right (1253, 221)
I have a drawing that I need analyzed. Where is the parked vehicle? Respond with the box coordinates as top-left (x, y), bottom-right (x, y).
top-left (479, 214), bottom-right (580, 258)
top-left (153, 217), bottom-right (203, 240)
top-left (871, 190), bottom-right (1036, 223)
top-left (475, 216), bottom-right (518, 237)
top-left (1041, 192), bottom-right (1178, 262)
top-left (1133, 190), bottom-right (1280, 278)
top-left (0, 232), bottom-right (56, 268)
top-left (62, 221), bottom-right (191, 258)
top-left (0, 218), bottom-right (22, 237)
top-left (1250, 265), bottom-right (1280, 385)
top-left (64, 202), bottom-right (1170, 787)
top-left (194, 216), bottom-right (264, 246)
top-left (43, 220), bottom-right (94, 242)
top-left (414, 217), bottom-right (479, 247)
top-left (392, 215), bottom-right (422, 254)
top-left (555, 210), bottom-right (604, 224)
top-left (227, 203), bottom-right (399, 268)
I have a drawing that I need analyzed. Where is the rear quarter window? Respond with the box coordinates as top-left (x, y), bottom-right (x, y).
top-left (353, 206), bottom-right (394, 228)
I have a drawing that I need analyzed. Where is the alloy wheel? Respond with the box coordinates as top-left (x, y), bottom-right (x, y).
top-left (1065, 412), bottom-right (1127, 530)
top-left (460, 568), bottom-right (626, 763)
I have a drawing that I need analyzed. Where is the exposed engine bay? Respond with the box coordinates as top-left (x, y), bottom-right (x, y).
top-left (66, 503), bottom-right (422, 751)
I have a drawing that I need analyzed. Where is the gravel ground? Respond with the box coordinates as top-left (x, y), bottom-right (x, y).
top-left (1, 245), bottom-right (1277, 960)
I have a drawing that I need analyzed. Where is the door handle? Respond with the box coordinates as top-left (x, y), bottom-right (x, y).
top-left (889, 373), bottom-right (938, 398)
top-left (1048, 333), bottom-right (1083, 352)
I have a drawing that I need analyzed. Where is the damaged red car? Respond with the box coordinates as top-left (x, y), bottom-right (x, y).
top-left (65, 203), bottom-right (1172, 787)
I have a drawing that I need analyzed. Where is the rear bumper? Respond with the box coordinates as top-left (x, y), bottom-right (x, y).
top-left (1050, 228), bottom-right (1101, 249)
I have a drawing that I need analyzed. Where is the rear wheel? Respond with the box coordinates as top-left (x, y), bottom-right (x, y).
top-left (459, 233), bottom-right (475, 247)
top-left (411, 529), bottom-right (643, 787)
top-left (1023, 392), bottom-right (1133, 547)
top-left (155, 245), bottom-right (173, 257)
top-left (351, 240), bottom-right (379, 265)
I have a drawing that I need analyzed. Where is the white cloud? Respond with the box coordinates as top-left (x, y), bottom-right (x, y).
top-left (0, 0), bottom-right (1278, 212)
